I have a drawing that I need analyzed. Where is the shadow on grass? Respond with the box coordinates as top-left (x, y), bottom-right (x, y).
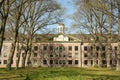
top-left (81, 73), bottom-right (120, 80)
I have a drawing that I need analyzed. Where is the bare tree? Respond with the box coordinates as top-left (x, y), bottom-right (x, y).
top-left (73, 0), bottom-right (118, 68)
top-left (73, 0), bottom-right (108, 67)
top-left (0, 0), bottom-right (10, 57)
top-left (19, 0), bottom-right (62, 68)
top-left (6, 0), bottom-right (28, 70)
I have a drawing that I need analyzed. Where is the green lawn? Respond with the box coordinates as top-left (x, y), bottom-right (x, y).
top-left (0, 67), bottom-right (120, 80)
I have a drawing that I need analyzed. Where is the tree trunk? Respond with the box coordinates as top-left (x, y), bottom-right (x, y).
top-left (107, 45), bottom-right (111, 68)
top-left (6, 18), bottom-right (20, 70)
top-left (106, 0), bottom-right (113, 68)
top-left (93, 44), bottom-right (96, 67)
top-left (26, 44), bottom-right (32, 67)
top-left (98, 49), bottom-right (102, 67)
top-left (117, 1), bottom-right (120, 71)
top-left (16, 44), bottom-right (23, 69)
top-left (22, 49), bottom-right (28, 68)
top-left (6, 42), bottom-right (16, 70)
top-left (0, 17), bottom-right (7, 54)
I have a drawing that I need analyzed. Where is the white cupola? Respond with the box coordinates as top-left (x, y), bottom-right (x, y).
top-left (57, 23), bottom-right (65, 34)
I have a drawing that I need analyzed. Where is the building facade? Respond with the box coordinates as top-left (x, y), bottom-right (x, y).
top-left (0, 24), bottom-right (118, 67)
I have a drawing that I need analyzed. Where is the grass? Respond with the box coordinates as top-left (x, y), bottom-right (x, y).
top-left (0, 67), bottom-right (120, 80)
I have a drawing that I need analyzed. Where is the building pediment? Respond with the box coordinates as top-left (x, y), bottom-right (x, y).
top-left (53, 33), bottom-right (80, 42)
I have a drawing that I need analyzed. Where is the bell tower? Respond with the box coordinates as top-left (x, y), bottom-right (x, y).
top-left (54, 23), bottom-right (69, 41)
top-left (57, 23), bottom-right (65, 34)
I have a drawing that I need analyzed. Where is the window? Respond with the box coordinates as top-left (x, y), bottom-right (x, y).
top-left (56, 60), bottom-right (58, 64)
top-left (68, 46), bottom-right (72, 51)
top-left (96, 46), bottom-right (99, 51)
top-left (68, 53), bottom-right (72, 58)
top-left (96, 60), bottom-right (98, 64)
top-left (90, 46), bottom-right (93, 50)
top-left (102, 46), bottom-right (105, 51)
top-left (50, 60), bottom-right (53, 64)
top-left (43, 46), bottom-right (47, 50)
top-left (91, 60), bottom-right (93, 65)
top-left (49, 46), bottom-right (53, 51)
top-left (4, 60), bottom-right (7, 64)
top-left (115, 46), bottom-right (117, 50)
top-left (55, 47), bottom-right (59, 51)
top-left (84, 60), bottom-right (88, 65)
top-left (3, 46), bottom-right (8, 57)
top-left (34, 53), bottom-right (37, 57)
top-left (4, 52), bottom-right (7, 57)
top-left (34, 46), bottom-right (38, 51)
top-left (60, 27), bottom-right (63, 32)
top-left (4, 45), bottom-right (8, 51)
top-left (102, 60), bottom-right (106, 64)
top-left (59, 53), bottom-right (62, 57)
top-left (75, 60), bottom-right (78, 64)
top-left (63, 60), bottom-right (66, 64)
top-left (50, 54), bottom-right (53, 57)
top-left (0, 60), bottom-right (1, 64)
top-left (63, 54), bottom-right (66, 57)
top-left (59, 46), bottom-right (62, 52)
top-left (84, 53), bottom-right (87, 58)
top-left (75, 46), bottom-right (78, 51)
top-left (74, 53), bottom-right (78, 58)
top-left (96, 53), bottom-right (98, 58)
top-left (102, 53), bottom-right (106, 58)
top-left (56, 54), bottom-right (59, 57)
top-left (68, 60), bottom-right (72, 65)
top-left (59, 60), bottom-right (62, 64)
top-left (84, 46), bottom-right (87, 51)
top-left (43, 60), bottom-right (47, 64)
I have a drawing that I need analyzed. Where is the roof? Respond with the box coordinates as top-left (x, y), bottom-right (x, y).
top-left (4, 32), bottom-right (118, 43)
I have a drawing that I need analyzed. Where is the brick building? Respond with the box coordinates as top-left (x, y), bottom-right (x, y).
top-left (0, 24), bottom-right (118, 67)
